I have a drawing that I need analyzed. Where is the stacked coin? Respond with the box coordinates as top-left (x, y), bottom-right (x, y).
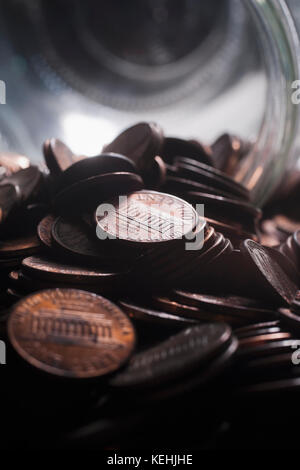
top-left (161, 157), bottom-right (260, 247)
top-left (230, 321), bottom-right (300, 395)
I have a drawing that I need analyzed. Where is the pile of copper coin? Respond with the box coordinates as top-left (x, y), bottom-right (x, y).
top-left (2, 122), bottom-right (300, 449)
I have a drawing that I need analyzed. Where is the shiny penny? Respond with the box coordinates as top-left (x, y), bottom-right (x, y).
top-left (96, 190), bottom-right (200, 245)
top-left (8, 289), bottom-right (136, 378)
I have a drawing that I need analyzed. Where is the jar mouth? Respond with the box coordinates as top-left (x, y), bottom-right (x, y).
top-left (10, 0), bottom-right (248, 110)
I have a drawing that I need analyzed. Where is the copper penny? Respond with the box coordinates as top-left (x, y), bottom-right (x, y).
top-left (161, 137), bottom-right (213, 166)
top-left (51, 216), bottom-right (132, 267)
top-left (54, 172), bottom-right (144, 213)
top-left (241, 240), bottom-right (299, 305)
top-left (1, 166), bottom-right (42, 203)
top-left (96, 190), bottom-right (199, 245)
top-left (119, 299), bottom-right (197, 327)
top-left (163, 175), bottom-right (242, 201)
top-left (22, 255), bottom-right (127, 284)
top-left (43, 138), bottom-right (85, 175)
top-left (238, 332), bottom-right (292, 348)
top-left (8, 289), bottom-right (136, 378)
top-left (173, 290), bottom-right (277, 321)
top-left (103, 122), bottom-right (164, 173)
top-left (110, 323), bottom-right (232, 388)
top-left (0, 234), bottom-right (40, 258)
top-left (211, 133), bottom-right (250, 175)
top-left (56, 153), bottom-right (137, 190)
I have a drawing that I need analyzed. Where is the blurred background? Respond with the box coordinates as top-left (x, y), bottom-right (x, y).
top-left (0, 0), bottom-right (298, 162)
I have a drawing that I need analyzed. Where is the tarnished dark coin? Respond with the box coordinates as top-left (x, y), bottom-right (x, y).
top-left (37, 215), bottom-right (56, 249)
top-left (56, 153), bottom-right (137, 190)
top-left (211, 133), bottom-right (250, 175)
top-left (0, 234), bottom-right (40, 259)
top-left (138, 223), bottom-right (215, 284)
top-left (54, 172), bottom-right (144, 213)
top-left (236, 326), bottom-right (282, 340)
top-left (179, 232), bottom-right (229, 284)
top-left (9, 269), bottom-right (118, 296)
top-left (110, 323), bottom-right (232, 388)
top-left (151, 296), bottom-right (245, 326)
top-left (240, 240), bottom-right (299, 305)
top-left (174, 160), bottom-right (249, 201)
top-left (204, 217), bottom-right (258, 246)
top-left (174, 156), bottom-right (247, 191)
top-left (237, 339), bottom-right (298, 359)
top-left (22, 255), bottom-right (128, 285)
top-left (43, 138), bottom-right (85, 175)
top-left (181, 191), bottom-right (261, 228)
top-left (205, 237), bottom-right (233, 270)
top-left (8, 289), bottom-right (136, 378)
top-left (51, 216), bottom-right (103, 261)
top-left (174, 232), bottom-right (229, 285)
top-left (163, 175), bottom-right (243, 200)
top-left (173, 291), bottom-right (278, 322)
top-left (173, 290), bottom-right (277, 321)
top-left (235, 321), bottom-right (280, 337)
top-left (96, 190), bottom-right (199, 246)
top-left (0, 166), bottom-right (43, 224)
top-left (119, 299), bottom-right (197, 327)
top-left (161, 137), bottom-right (213, 166)
top-left (51, 216), bottom-right (132, 266)
top-left (238, 332), bottom-right (292, 348)
top-left (103, 122), bottom-right (164, 173)
top-left (1, 166), bottom-right (42, 204)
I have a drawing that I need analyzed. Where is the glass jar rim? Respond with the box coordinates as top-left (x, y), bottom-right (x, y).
top-left (235, 0), bottom-right (300, 206)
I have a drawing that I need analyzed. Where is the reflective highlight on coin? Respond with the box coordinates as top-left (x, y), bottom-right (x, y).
top-left (96, 190), bottom-right (200, 244)
top-left (8, 289), bottom-right (136, 378)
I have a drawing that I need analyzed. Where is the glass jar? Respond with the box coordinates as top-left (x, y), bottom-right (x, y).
top-left (236, 0), bottom-right (300, 205)
top-left (0, 0), bottom-right (299, 206)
